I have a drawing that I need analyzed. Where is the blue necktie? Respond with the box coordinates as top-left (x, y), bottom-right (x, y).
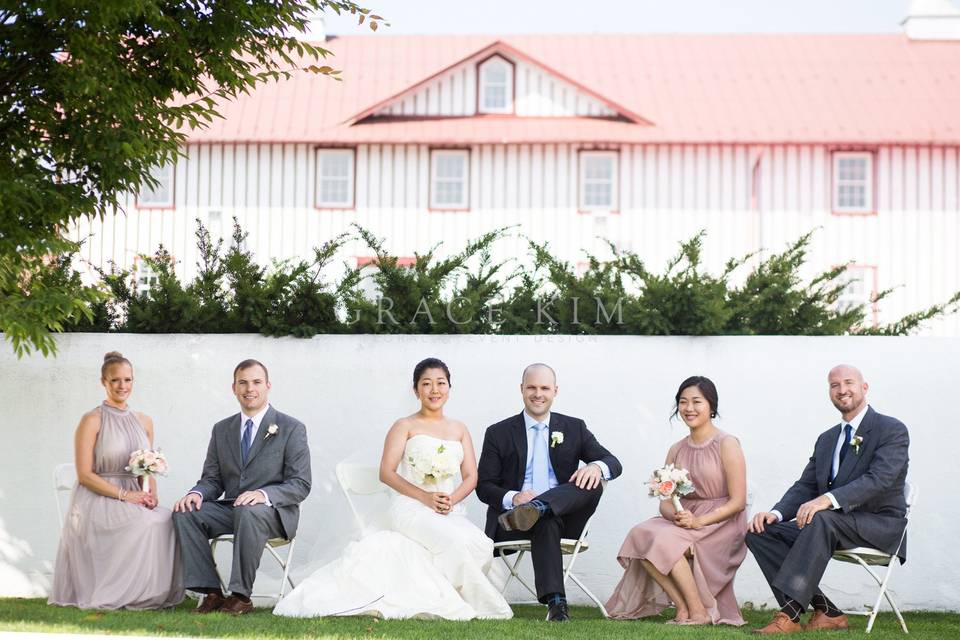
top-left (241, 418), bottom-right (254, 465)
top-left (832, 423), bottom-right (852, 482)
top-left (531, 423), bottom-right (550, 495)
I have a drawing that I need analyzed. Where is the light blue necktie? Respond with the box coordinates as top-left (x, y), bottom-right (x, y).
top-left (531, 423), bottom-right (550, 495)
top-left (241, 418), bottom-right (254, 465)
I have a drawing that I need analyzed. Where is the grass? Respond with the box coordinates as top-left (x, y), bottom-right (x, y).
top-left (1, 599), bottom-right (958, 639)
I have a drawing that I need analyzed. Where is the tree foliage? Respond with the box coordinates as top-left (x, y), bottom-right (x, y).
top-left (1, 0), bottom-right (384, 356)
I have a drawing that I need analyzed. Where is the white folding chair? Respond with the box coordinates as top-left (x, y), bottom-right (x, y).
top-left (493, 512), bottom-right (608, 617)
top-left (832, 481), bottom-right (917, 634)
top-left (209, 507), bottom-right (300, 602)
top-left (53, 463), bottom-right (77, 528)
top-left (335, 461), bottom-right (391, 533)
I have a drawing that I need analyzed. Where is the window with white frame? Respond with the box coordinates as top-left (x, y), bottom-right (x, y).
top-left (836, 265), bottom-right (877, 315)
top-left (478, 56), bottom-right (513, 114)
top-left (579, 151), bottom-right (618, 211)
top-left (430, 150), bottom-right (469, 209)
top-left (316, 148), bottom-right (355, 208)
top-left (138, 163), bottom-right (174, 208)
top-left (132, 259), bottom-right (159, 293)
top-left (833, 152), bottom-right (873, 213)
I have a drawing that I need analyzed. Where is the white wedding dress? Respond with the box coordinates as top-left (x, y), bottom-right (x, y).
top-left (273, 434), bottom-right (513, 619)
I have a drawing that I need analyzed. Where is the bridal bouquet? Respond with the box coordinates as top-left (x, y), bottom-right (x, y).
top-left (407, 444), bottom-right (460, 486)
top-left (647, 463), bottom-right (695, 513)
top-left (125, 449), bottom-right (169, 493)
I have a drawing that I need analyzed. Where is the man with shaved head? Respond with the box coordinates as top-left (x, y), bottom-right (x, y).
top-left (476, 363), bottom-right (622, 621)
top-left (746, 365), bottom-right (909, 634)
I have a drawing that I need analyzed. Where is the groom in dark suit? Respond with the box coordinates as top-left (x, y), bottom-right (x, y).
top-left (477, 363), bottom-right (622, 622)
top-left (746, 364), bottom-right (909, 634)
top-left (173, 359), bottom-right (311, 615)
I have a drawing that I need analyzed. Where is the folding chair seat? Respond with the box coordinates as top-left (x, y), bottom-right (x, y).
top-left (831, 481), bottom-right (917, 634)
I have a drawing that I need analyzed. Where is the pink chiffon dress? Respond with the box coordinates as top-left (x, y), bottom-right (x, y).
top-left (605, 431), bottom-right (747, 625)
top-left (49, 403), bottom-right (184, 609)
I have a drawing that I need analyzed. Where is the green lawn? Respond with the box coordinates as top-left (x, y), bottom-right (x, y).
top-left (1, 599), bottom-right (958, 639)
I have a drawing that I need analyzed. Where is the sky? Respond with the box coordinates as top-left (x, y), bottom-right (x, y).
top-left (323, 0), bottom-right (922, 36)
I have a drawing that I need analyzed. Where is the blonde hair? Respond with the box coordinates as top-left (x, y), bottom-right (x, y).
top-left (101, 351), bottom-right (132, 379)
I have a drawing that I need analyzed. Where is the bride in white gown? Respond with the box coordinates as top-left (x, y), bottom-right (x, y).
top-left (274, 358), bottom-right (513, 620)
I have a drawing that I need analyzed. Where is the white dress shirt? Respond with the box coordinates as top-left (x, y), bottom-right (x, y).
top-left (771, 403), bottom-right (869, 521)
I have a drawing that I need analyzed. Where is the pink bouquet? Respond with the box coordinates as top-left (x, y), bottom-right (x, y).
top-left (125, 449), bottom-right (169, 492)
top-left (647, 463), bottom-right (695, 512)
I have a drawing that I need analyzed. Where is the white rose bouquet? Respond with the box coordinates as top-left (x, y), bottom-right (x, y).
top-left (407, 443), bottom-right (460, 486)
top-left (125, 449), bottom-right (169, 493)
top-left (647, 463), bottom-right (696, 513)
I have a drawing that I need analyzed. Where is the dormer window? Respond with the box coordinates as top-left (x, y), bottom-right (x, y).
top-left (478, 55), bottom-right (513, 114)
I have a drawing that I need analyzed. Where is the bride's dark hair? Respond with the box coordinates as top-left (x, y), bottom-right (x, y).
top-left (413, 357), bottom-right (451, 388)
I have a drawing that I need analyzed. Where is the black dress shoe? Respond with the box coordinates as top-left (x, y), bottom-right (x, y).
top-left (498, 503), bottom-right (541, 532)
top-left (547, 601), bottom-right (570, 622)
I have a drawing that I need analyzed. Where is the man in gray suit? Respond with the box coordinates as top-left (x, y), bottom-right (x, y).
top-left (746, 364), bottom-right (909, 634)
top-left (173, 359), bottom-right (311, 615)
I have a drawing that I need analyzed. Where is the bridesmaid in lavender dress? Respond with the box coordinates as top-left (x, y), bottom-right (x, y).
top-left (606, 376), bottom-right (747, 626)
top-left (49, 351), bottom-right (183, 610)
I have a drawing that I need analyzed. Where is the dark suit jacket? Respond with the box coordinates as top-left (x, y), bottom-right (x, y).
top-left (773, 406), bottom-right (909, 560)
top-left (476, 412), bottom-right (622, 538)
top-left (190, 406), bottom-right (312, 539)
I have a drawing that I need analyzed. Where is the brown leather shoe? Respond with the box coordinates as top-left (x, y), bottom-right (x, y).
top-left (804, 610), bottom-right (850, 631)
top-left (755, 612), bottom-right (804, 634)
top-left (220, 595), bottom-right (254, 615)
top-left (497, 503), bottom-right (540, 532)
top-left (195, 592), bottom-right (226, 614)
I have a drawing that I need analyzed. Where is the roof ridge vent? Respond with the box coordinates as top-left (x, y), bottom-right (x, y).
top-left (902, 0), bottom-right (960, 40)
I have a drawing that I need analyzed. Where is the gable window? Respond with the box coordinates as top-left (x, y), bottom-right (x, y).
top-left (833, 151), bottom-right (873, 214)
top-left (579, 151), bottom-right (619, 211)
top-left (478, 56), bottom-right (513, 114)
top-left (137, 163), bottom-right (174, 208)
top-left (316, 148), bottom-right (355, 208)
top-left (430, 149), bottom-right (470, 210)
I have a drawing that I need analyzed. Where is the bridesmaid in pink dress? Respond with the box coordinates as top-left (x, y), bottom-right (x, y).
top-left (49, 351), bottom-right (183, 610)
top-left (606, 376), bottom-right (747, 625)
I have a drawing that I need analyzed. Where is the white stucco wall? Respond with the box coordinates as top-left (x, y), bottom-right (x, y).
top-left (1, 334), bottom-right (956, 610)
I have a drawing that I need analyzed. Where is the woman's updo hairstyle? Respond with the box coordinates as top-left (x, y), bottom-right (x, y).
top-left (671, 375), bottom-right (719, 419)
top-left (101, 351), bottom-right (132, 379)
top-left (412, 357), bottom-right (451, 389)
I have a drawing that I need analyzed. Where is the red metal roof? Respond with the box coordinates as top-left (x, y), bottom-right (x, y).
top-left (188, 34), bottom-right (960, 145)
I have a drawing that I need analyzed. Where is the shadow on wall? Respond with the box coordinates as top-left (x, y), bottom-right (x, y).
top-left (0, 491), bottom-right (50, 596)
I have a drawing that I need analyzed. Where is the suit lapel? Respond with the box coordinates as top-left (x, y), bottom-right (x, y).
top-left (547, 414), bottom-right (562, 473)
top-left (243, 406), bottom-right (277, 469)
top-left (510, 413), bottom-right (527, 487)
top-left (834, 406), bottom-right (875, 486)
top-left (224, 413), bottom-right (243, 472)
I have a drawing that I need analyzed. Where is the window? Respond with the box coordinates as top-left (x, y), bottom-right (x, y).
top-left (430, 150), bottom-right (469, 210)
top-left (833, 152), bottom-right (873, 214)
top-left (132, 258), bottom-right (159, 294)
top-left (316, 148), bottom-right (355, 208)
top-left (579, 151), bottom-right (619, 211)
top-left (478, 56), bottom-right (513, 114)
top-left (138, 163), bottom-right (174, 208)
top-left (356, 256), bottom-right (416, 301)
top-left (836, 265), bottom-right (877, 318)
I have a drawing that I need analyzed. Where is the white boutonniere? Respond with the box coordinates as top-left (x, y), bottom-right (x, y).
top-left (550, 431), bottom-right (564, 448)
top-left (851, 435), bottom-right (863, 454)
top-left (264, 424), bottom-right (279, 440)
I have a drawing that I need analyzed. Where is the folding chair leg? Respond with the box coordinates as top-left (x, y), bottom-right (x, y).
top-left (209, 539), bottom-right (228, 594)
top-left (497, 550), bottom-right (538, 599)
top-left (865, 559), bottom-right (907, 634)
top-left (567, 571), bottom-right (609, 617)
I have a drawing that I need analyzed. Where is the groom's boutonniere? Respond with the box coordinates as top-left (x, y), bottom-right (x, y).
top-left (851, 435), bottom-right (864, 454)
top-left (264, 424), bottom-right (279, 441)
top-left (550, 431), bottom-right (564, 448)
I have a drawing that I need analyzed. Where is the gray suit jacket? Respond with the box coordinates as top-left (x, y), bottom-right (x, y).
top-left (190, 406), bottom-right (311, 539)
top-left (773, 406), bottom-right (909, 560)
